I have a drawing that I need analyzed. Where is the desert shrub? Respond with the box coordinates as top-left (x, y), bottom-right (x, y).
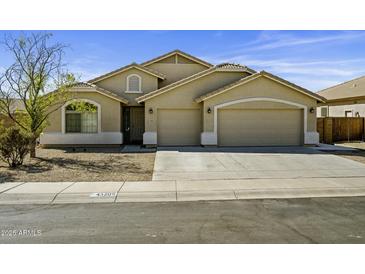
top-left (0, 127), bottom-right (31, 168)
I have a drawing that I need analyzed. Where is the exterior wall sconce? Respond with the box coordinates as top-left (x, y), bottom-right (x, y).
top-left (149, 108), bottom-right (153, 114)
top-left (309, 107), bottom-right (315, 113)
top-left (207, 107), bottom-right (212, 114)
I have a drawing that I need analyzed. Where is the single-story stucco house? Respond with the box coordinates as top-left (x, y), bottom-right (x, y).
top-left (317, 75), bottom-right (365, 117)
top-left (40, 49), bottom-right (325, 147)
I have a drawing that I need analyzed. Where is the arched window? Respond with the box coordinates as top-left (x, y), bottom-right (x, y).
top-left (126, 74), bottom-right (142, 93)
top-left (65, 101), bottom-right (99, 133)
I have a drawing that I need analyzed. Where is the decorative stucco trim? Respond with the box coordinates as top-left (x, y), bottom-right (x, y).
top-left (40, 132), bottom-right (123, 145)
top-left (213, 97), bottom-right (312, 145)
top-left (143, 131), bottom-right (157, 145)
top-left (61, 99), bottom-right (101, 134)
top-left (126, 74), bottom-right (142, 93)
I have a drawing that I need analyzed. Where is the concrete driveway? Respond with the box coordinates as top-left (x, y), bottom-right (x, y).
top-left (153, 146), bottom-right (365, 181)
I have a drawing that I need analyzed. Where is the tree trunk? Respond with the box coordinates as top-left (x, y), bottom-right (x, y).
top-left (30, 137), bottom-right (37, 158)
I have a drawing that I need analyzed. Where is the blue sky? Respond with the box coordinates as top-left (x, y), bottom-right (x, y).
top-left (1, 30), bottom-right (365, 91)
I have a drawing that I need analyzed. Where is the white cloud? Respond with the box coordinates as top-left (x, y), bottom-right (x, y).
top-left (223, 31), bottom-right (365, 55)
top-left (249, 31), bottom-right (365, 51)
top-left (213, 31), bottom-right (223, 38)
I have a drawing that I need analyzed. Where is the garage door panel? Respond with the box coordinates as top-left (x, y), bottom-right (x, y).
top-left (158, 109), bottom-right (201, 146)
top-left (218, 109), bottom-right (303, 146)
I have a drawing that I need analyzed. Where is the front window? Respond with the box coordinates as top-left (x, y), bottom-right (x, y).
top-left (65, 102), bottom-right (98, 133)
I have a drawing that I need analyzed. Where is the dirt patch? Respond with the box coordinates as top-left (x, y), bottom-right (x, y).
top-left (328, 151), bottom-right (365, 165)
top-left (335, 142), bottom-right (365, 150)
top-left (327, 142), bottom-right (365, 165)
top-left (0, 147), bottom-right (155, 183)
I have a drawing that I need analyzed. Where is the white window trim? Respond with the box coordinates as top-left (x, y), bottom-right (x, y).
top-left (61, 99), bottom-right (101, 134)
top-left (126, 74), bottom-right (142, 93)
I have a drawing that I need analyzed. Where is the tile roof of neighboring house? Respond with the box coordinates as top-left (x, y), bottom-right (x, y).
top-left (70, 82), bottom-right (129, 104)
top-left (195, 71), bottom-right (326, 103)
top-left (140, 49), bottom-right (213, 68)
top-left (317, 75), bottom-right (365, 101)
top-left (136, 63), bottom-right (255, 103)
top-left (88, 63), bottom-right (166, 84)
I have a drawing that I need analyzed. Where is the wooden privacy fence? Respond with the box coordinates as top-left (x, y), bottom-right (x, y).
top-left (317, 117), bottom-right (365, 144)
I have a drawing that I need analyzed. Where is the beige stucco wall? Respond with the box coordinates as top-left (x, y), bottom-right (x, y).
top-left (317, 98), bottom-right (365, 117)
top-left (146, 63), bottom-right (209, 87)
top-left (95, 68), bottom-right (159, 106)
top-left (44, 92), bottom-right (121, 133)
top-left (144, 71), bottom-right (248, 132)
top-left (202, 76), bottom-right (318, 132)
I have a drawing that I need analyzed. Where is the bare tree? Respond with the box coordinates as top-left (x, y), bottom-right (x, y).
top-left (0, 32), bottom-right (76, 157)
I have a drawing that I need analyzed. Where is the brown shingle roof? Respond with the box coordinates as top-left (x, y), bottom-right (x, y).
top-left (140, 49), bottom-right (213, 68)
top-left (317, 75), bottom-right (365, 101)
top-left (195, 71), bottom-right (326, 103)
top-left (136, 63), bottom-right (254, 103)
top-left (88, 63), bottom-right (166, 83)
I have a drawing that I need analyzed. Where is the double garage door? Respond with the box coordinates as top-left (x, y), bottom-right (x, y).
top-left (157, 108), bottom-right (303, 146)
top-left (218, 109), bottom-right (303, 146)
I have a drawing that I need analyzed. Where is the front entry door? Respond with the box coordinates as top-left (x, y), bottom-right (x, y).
top-left (123, 107), bottom-right (145, 144)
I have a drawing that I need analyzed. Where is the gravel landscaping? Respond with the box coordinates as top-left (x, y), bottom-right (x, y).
top-left (0, 147), bottom-right (155, 183)
top-left (329, 142), bottom-right (365, 165)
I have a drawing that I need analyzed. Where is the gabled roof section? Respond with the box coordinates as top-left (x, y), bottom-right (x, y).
top-left (70, 82), bottom-right (129, 104)
top-left (140, 49), bottom-right (213, 68)
top-left (317, 75), bottom-right (365, 101)
top-left (195, 71), bottom-right (326, 103)
top-left (136, 63), bottom-right (255, 103)
top-left (88, 63), bottom-right (166, 84)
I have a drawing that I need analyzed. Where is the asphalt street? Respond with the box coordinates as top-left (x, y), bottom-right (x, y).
top-left (1, 197), bottom-right (365, 243)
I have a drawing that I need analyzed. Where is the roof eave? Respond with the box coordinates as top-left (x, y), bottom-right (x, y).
top-left (141, 49), bottom-right (213, 68)
top-left (88, 64), bottom-right (165, 84)
top-left (322, 95), bottom-right (365, 103)
top-left (68, 85), bottom-right (129, 104)
top-left (136, 67), bottom-right (255, 103)
top-left (195, 71), bottom-right (326, 103)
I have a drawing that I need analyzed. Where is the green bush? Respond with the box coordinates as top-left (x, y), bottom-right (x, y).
top-left (0, 127), bottom-right (31, 168)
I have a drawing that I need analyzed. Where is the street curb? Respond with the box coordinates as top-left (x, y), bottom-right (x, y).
top-left (1, 186), bottom-right (365, 205)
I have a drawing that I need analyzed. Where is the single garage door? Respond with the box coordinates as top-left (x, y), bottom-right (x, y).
top-left (218, 109), bottom-right (303, 146)
top-left (158, 109), bottom-right (201, 146)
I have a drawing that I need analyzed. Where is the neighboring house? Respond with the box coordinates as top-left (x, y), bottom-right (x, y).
top-left (317, 75), bottom-right (365, 117)
top-left (40, 49), bottom-right (325, 147)
top-left (0, 99), bottom-right (25, 128)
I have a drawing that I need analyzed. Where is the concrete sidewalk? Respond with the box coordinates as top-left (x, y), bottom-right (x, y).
top-left (1, 177), bottom-right (365, 204)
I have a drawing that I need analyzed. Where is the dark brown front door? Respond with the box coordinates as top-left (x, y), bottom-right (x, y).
top-left (123, 107), bottom-right (145, 144)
